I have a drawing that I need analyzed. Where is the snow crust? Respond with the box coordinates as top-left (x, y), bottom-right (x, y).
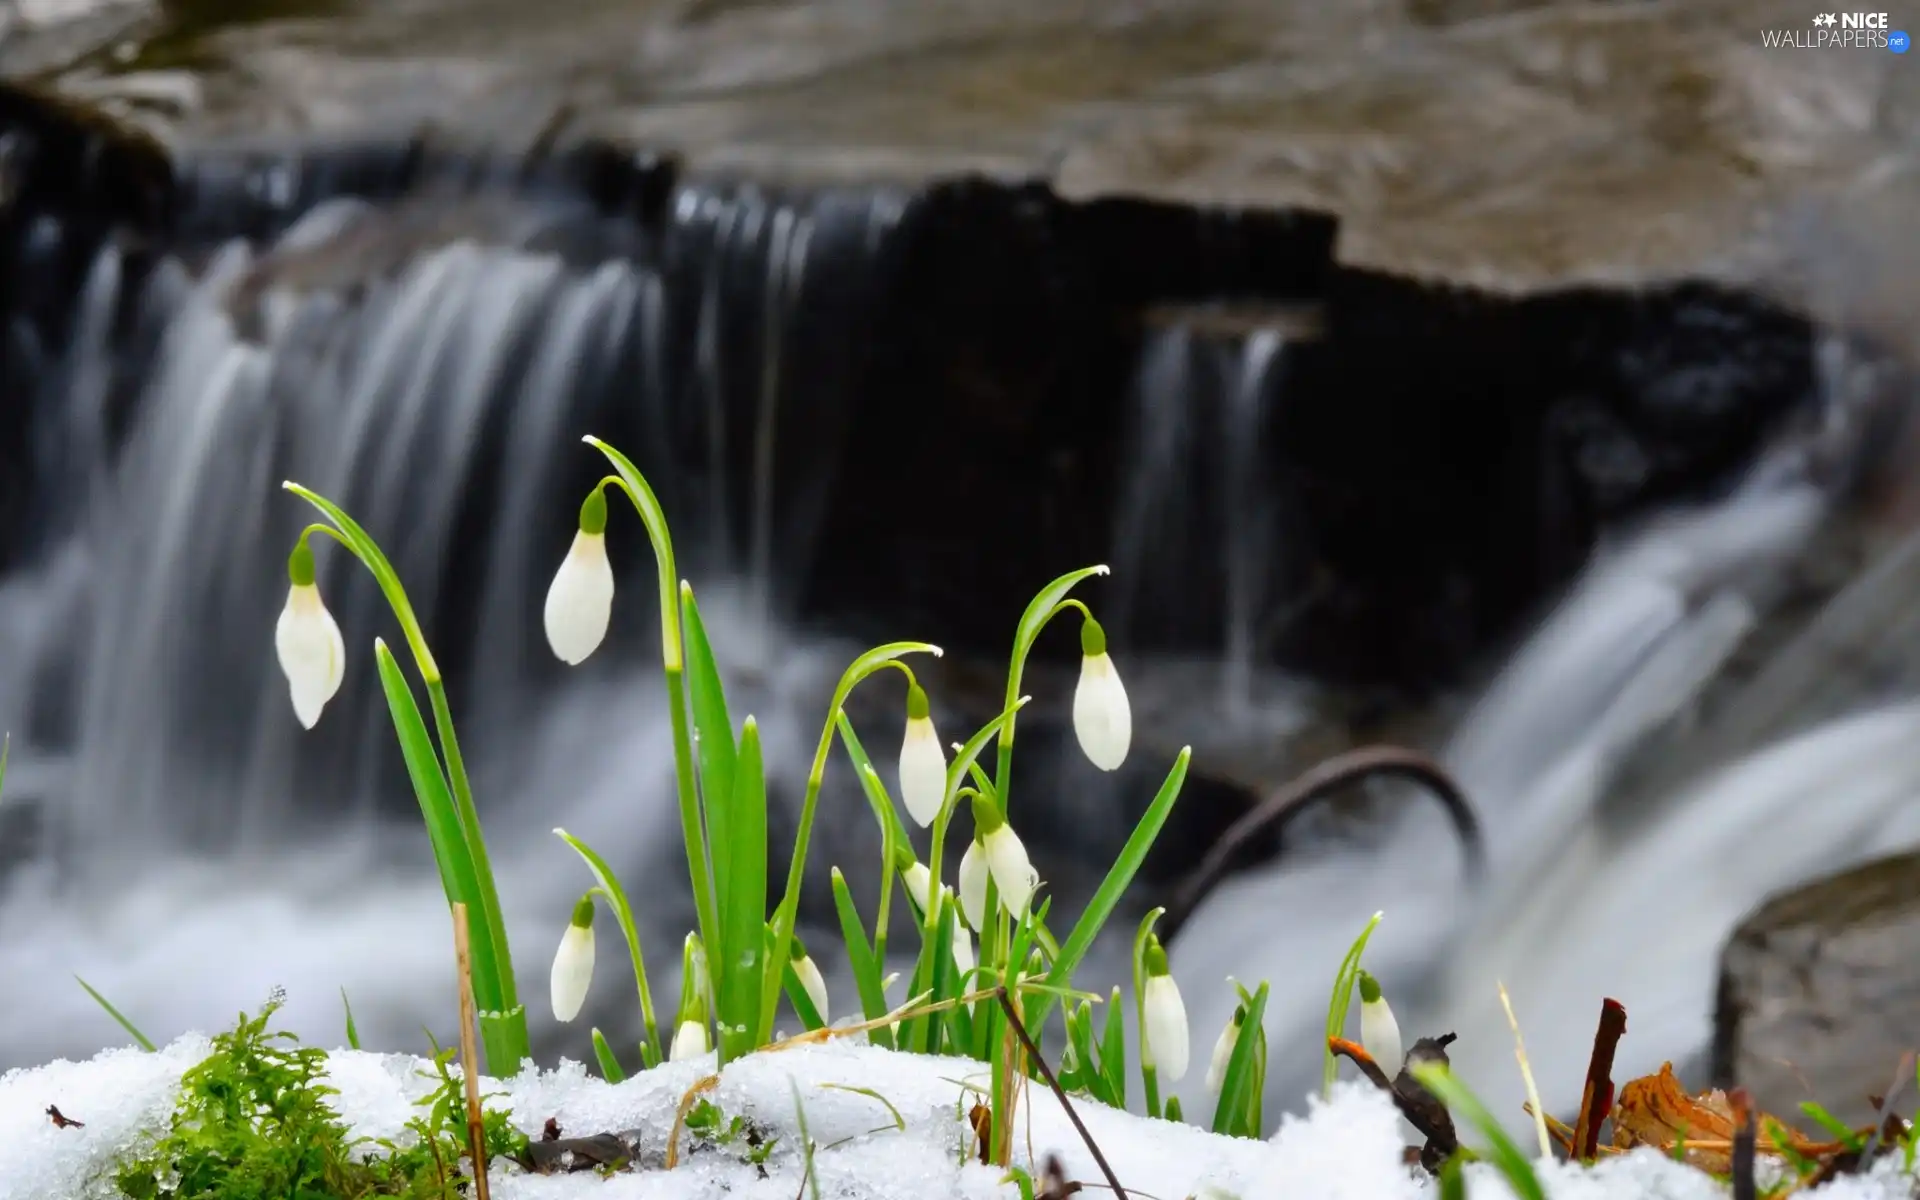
top-left (2, 1036), bottom-right (1915, 1200)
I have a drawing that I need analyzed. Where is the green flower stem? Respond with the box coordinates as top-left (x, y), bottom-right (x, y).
top-left (984, 568), bottom-right (1106, 983)
top-left (582, 440), bottom-right (723, 1014)
top-left (554, 829), bottom-right (661, 1058)
top-left (283, 487), bottom-right (527, 1072)
top-left (756, 642), bottom-right (943, 1044)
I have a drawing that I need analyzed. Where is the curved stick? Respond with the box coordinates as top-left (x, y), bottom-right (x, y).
top-left (1158, 746), bottom-right (1485, 943)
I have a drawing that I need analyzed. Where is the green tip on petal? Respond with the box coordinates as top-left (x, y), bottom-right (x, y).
top-left (1357, 969), bottom-right (1382, 1004)
top-left (906, 682), bottom-right (930, 721)
top-left (579, 486), bottom-right (609, 535)
top-left (891, 842), bottom-right (915, 873)
top-left (1142, 935), bottom-right (1169, 977)
top-left (288, 540), bottom-right (316, 587)
top-left (1080, 615), bottom-right (1107, 657)
top-left (790, 935), bottom-right (809, 961)
top-left (969, 789), bottom-right (1005, 835)
top-left (570, 894), bottom-right (596, 929)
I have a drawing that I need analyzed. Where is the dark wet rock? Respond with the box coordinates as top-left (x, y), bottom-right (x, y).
top-left (1711, 850), bottom-right (1920, 1128)
top-left (0, 83), bottom-right (174, 570)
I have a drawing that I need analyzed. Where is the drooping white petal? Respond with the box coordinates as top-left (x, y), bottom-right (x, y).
top-left (1143, 974), bottom-right (1191, 1082)
top-left (902, 862), bottom-right (934, 916)
top-left (1205, 1012), bottom-right (1242, 1094)
top-left (951, 926), bottom-right (975, 978)
top-left (543, 530), bottom-right (614, 665)
top-left (274, 583), bottom-right (346, 729)
top-left (983, 824), bottom-right (1038, 917)
top-left (1361, 995), bottom-right (1404, 1075)
top-left (957, 839), bottom-right (989, 931)
top-left (1072, 652), bottom-right (1131, 771)
top-left (549, 923), bottom-right (595, 1023)
top-left (897, 716), bottom-right (947, 827)
top-left (670, 1018), bottom-right (710, 1062)
top-left (794, 954), bottom-right (830, 1023)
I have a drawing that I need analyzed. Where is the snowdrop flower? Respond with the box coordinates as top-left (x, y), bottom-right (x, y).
top-left (1071, 616), bottom-right (1131, 771)
top-left (898, 855), bottom-right (935, 916)
top-left (1140, 935), bottom-right (1189, 1082)
top-left (670, 1014), bottom-right (710, 1061)
top-left (957, 833), bottom-right (989, 930)
top-left (791, 936), bottom-right (829, 1023)
top-left (1205, 1004), bottom-right (1245, 1094)
top-left (544, 489), bottom-right (614, 665)
top-left (897, 683), bottom-right (947, 827)
top-left (549, 893), bottom-right (596, 1023)
top-left (274, 541), bottom-right (346, 729)
top-left (970, 792), bottom-right (1039, 917)
top-left (1358, 970), bottom-right (1403, 1073)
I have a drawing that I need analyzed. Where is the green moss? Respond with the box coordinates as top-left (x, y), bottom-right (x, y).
top-left (112, 991), bottom-right (527, 1199)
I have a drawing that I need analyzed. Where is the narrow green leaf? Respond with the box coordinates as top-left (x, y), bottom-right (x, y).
top-left (374, 641), bottom-right (504, 1024)
top-left (341, 988), bottom-right (361, 1050)
top-left (830, 869), bottom-right (893, 1050)
top-left (591, 1028), bottom-right (627, 1082)
top-left (553, 828), bottom-right (661, 1058)
top-left (1799, 1102), bottom-right (1866, 1151)
top-left (1411, 1062), bottom-right (1548, 1200)
top-left (834, 714), bottom-right (911, 860)
top-left (1099, 985), bottom-right (1128, 1108)
top-left (1030, 747), bottom-right (1190, 1034)
top-left (716, 718), bottom-right (768, 1063)
top-left (1323, 911), bottom-right (1384, 1097)
top-left (682, 584), bottom-right (738, 913)
top-left (75, 976), bottom-right (156, 1052)
top-left (1211, 982), bottom-right (1269, 1137)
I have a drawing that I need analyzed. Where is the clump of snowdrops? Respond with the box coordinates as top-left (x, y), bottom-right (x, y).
top-left (270, 434), bottom-right (1278, 1156)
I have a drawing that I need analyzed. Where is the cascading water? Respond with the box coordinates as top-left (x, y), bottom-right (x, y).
top-left (1168, 334), bottom-right (1920, 1123)
top-left (0, 127), bottom-right (1910, 1149)
top-left (0, 171), bottom-right (908, 1068)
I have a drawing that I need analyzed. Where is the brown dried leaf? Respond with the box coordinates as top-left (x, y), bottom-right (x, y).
top-left (1610, 1063), bottom-right (1849, 1172)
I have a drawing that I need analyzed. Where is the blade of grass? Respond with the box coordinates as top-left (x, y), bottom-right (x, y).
top-left (591, 1028), bottom-right (627, 1082)
top-left (1322, 911), bottom-right (1383, 1097)
top-left (716, 718), bottom-right (768, 1063)
top-left (342, 988), bottom-right (361, 1050)
top-left (1411, 1062), bottom-right (1548, 1200)
top-left (1028, 747), bottom-right (1190, 1035)
top-left (830, 868), bottom-right (893, 1048)
top-left (1099, 985), bottom-right (1128, 1108)
top-left (681, 585), bottom-right (737, 937)
top-left (75, 976), bottom-right (156, 1052)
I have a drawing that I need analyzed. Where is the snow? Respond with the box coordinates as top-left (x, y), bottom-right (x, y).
top-left (2, 1035), bottom-right (1915, 1200)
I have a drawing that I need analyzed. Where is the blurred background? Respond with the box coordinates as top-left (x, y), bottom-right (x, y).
top-left (2, 0), bottom-right (1919, 1133)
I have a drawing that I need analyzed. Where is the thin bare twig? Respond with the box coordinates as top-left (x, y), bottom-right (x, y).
top-left (1729, 1087), bottom-right (1757, 1200)
top-left (451, 902), bottom-right (492, 1200)
top-left (996, 986), bottom-right (1128, 1200)
top-left (1160, 746), bottom-right (1484, 943)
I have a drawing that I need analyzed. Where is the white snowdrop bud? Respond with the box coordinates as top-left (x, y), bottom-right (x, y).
top-left (670, 1017), bottom-right (710, 1062)
top-left (900, 857), bottom-right (934, 917)
top-left (1205, 1004), bottom-right (1245, 1095)
top-left (957, 834), bottom-right (989, 931)
top-left (897, 683), bottom-right (948, 827)
top-left (275, 542), bottom-right (346, 730)
top-left (791, 936), bottom-right (829, 1023)
top-left (972, 793), bottom-right (1038, 918)
top-left (1140, 936), bottom-right (1190, 1082)
top-left (1072, 617), bottom-right (1131, 771)
top-left (1358, 970), bottom-right (1403, 1074)
top-left (544, 490), bottom-right (615, 665)
top-left (549, 894), bottom-right (596, 1023)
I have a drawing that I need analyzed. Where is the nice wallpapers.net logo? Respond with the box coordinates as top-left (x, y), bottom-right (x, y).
top-left (1761, 11), bottom-right (1910, 50)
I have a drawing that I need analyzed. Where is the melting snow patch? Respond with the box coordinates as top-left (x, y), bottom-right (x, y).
top-left (1, 1036), bottom-right (1916, 1200)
